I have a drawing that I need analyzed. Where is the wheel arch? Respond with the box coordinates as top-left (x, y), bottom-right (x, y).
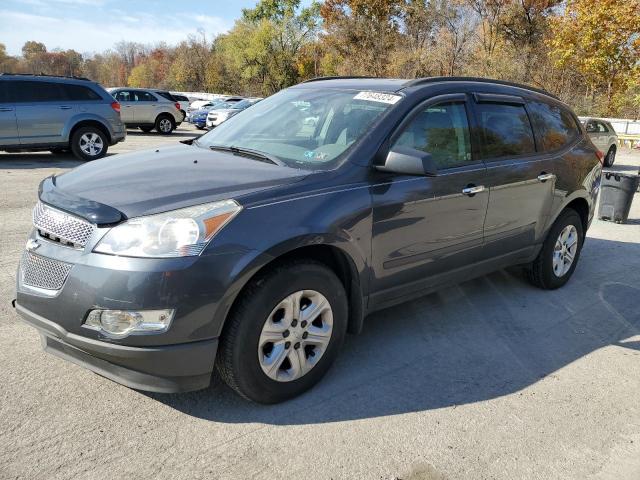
top-left (68, 119), bottom-right (112, 145)
top-left (216, 241), bottom-right (366, 342)
top-left (551, 194), bottom-right (590, 236)
top-left (155, 111), bottom-right (176, 126)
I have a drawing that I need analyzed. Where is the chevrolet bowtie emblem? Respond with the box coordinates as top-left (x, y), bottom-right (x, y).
top-left (26, 239), bottom-right (40, 252)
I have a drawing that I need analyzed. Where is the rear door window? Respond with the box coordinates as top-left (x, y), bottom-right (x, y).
top-left (528, 101), bottom-right (580, 151)
top-left (114, 90), bottom-right (134, 102)
top-left (62, 84), bottom-right (101, 101)
top-left (475, 102), bottom-right (536, 159)
top-left (136, 91), bottom-right (157, 102)
top-left (13, 81), bottom-right (65, 102)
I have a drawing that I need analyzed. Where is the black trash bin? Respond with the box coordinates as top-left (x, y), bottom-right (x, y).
top-left (598, 171), bottom-right (639, 223)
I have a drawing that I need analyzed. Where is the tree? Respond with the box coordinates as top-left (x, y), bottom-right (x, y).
top-left (320, 0), bottom-right (404, 76)
top-left (0, 43), bottom-right (19, 73)
top-left (222, 0), bottom-right (321, 94)
top-left (549, 0), bottom-right (640, 115)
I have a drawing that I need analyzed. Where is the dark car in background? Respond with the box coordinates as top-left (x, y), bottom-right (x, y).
top-left (0, 73), bottom-right (126, 160)
top-left (14, 77), bottom-right (602, 404)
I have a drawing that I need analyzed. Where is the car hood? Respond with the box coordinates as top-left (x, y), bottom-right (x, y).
top-left (46, 144), bottom-right (310, 222)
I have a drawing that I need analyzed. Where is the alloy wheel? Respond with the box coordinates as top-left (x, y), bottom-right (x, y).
top-left (552, 224), bottom-right (578, 277)
top-left (159, 118), bottom-right (172, 133)
top-left (79, 133), bottom-right (104, 157)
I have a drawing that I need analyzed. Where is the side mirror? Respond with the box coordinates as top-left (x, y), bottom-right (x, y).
top-left (375, 146), bottom-right (438, 176)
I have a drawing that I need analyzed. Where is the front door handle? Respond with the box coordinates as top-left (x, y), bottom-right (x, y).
top-left (59, 105), bottom-right (72, 110)
top-left (462, 185), bottom-right (486, 196)
top-left (537, 173), bottom-right (555, 182)
top-left (0, 107), bottom-right (13, 112)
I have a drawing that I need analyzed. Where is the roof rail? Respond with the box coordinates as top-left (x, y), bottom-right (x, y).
top-left (0, 72), bottom-right (92, 81)
top-left (403, 76), bottom-right (560, 101)
top-left (302, 76), bottom-right (380, 83)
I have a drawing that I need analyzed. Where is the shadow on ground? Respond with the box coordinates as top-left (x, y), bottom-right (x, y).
top-left (150, 236), bottom-right (640, 425)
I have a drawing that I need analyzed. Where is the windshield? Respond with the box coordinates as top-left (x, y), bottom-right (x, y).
top-left (196, 88), bottom-right (400, 170)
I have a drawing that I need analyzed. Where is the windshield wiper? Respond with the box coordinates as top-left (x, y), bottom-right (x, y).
top-left (208, 145), bottom-right (283, 166)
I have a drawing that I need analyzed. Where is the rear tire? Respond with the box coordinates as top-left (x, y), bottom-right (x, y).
top-left (526, 209), bottom-right (584, 289)
top-left (155, 115), bottom-right (174, 135)
top-left (139, 126), bottom-right (153, 133)
top-left (217, 260), bottom-right (348, 404)
top-left (604, 146), bottom-right (616, 167)
top-left (70, 127), bottom-right (108, 161)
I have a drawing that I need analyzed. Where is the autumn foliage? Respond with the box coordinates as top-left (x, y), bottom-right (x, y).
top-left (1, 0), bottom-right (638, 117)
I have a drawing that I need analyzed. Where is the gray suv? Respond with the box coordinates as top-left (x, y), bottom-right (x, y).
top-left (108, 88), bottom-right (183, 134)
top-left (0, 74), bottom-right (126, 161)
top-left (13, 77), bottom-right (602, 404)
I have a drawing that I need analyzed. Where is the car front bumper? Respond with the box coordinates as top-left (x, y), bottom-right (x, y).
top-left (15, 302), bottom-right (216, 393)
top-left (14, 222), bottom-right (254, 393)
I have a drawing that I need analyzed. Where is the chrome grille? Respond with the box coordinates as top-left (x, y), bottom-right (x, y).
top-left (33, 201), bottom-right (96, 248)
top-left (20, 252), bottom-right (73, 291)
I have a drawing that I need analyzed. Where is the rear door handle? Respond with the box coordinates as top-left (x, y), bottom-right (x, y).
top-left (537, 173), bottom-right (555, 182)
top-left (0, 107), bottom-right (14, 112)
top-left (462, 185), bottom-right (486, 196)
top-left (59, 105), bottom-right (72, 110)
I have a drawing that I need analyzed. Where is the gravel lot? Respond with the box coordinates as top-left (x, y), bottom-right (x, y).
top-left (1, 125), bottom-right (639, 480)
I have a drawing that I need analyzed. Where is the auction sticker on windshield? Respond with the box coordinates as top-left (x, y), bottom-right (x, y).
top-left (353, 91), bottom-right (402, 104)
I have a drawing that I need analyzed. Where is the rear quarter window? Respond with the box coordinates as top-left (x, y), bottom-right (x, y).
top-left (476, 102), bottom-right (536, 159)
top-left (528, 101), bottom-right (580, 151)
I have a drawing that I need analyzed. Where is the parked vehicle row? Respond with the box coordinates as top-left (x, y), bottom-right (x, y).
top-left (186, 97), bottom-right (244, 122)
top-left (13, 76), bottom-right (603, 404)
top-left (205, 97), bottom-right (262, 129)
top-left (187, 97), bottom-right (245, 129)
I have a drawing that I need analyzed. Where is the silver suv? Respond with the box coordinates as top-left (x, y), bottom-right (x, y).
top-left (580, 117), bottom-right (618, 167)
top-left (0, 74), bottom-right (126, 161)
top-left (108, 88), bottom-right (184, 134)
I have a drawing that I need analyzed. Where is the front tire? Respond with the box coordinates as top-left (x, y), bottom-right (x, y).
top-left (70, 127), bottom-right (108, 161)
top-left (155, 115), bottom-right (175, 135)
top-left (217, 261), bottom-right (348, 404)
top-left (526, 209), bottom-right (584, 289)
top-left (604, 146), bottom-right (616, 167)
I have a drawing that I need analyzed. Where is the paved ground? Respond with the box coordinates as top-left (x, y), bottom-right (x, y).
top-left (1, 127), bottom-right (639, 480)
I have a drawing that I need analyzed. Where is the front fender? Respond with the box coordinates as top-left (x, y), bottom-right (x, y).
top-left (204, 184), bottom-right (373, 337)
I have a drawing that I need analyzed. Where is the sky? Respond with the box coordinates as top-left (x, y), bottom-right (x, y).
top-left (0, 0), bottom-right (311, 56)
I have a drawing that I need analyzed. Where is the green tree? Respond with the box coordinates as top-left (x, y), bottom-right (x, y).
top-left (222, 0), bottom-right (321, 94)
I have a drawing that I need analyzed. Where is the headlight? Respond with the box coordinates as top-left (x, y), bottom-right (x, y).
top-left (94, 199), bottom-right (241, 258)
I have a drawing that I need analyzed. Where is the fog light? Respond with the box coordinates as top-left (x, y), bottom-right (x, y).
top-left (84, 309), bottom-right (174, 338)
